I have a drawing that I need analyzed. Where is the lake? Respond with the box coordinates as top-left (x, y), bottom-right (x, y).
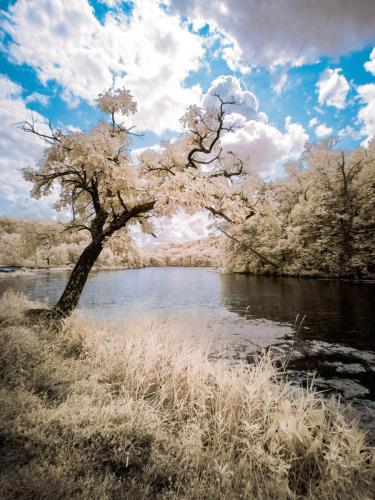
top-left (1, 267), bottom-right (374, 437)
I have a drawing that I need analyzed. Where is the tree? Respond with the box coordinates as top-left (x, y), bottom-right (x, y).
top-left (20, 221), bottom-right (59, 268)
top-left (22, 89), bottom-right (253, 317)
top-left (0, 232), bottom-right (21, 266)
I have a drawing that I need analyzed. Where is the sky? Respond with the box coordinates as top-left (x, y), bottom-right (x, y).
top-left (0, 0), bottom-right (375, 244)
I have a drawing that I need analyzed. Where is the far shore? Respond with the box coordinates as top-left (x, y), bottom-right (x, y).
top-left (1, 264), bottom-right (375, 283)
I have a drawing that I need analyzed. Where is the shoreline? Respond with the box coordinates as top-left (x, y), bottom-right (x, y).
top-left (2, 264), bottom-right (375, 283)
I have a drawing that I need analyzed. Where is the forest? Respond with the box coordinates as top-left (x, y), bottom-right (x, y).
top-left (222, 139), bottom-right (375, 278)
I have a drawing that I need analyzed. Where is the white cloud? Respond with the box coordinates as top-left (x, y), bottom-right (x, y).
top-left (97, 0), bottom-right (122, 6)
top-left (338, 125), bottom-right (363, 141)
top-left (170, 0), bottom-right (375, 67)
top-left (364, 47), bottom-right (375, 76)
top-left (315, 123), bottom-right (333, 138)
top-left (273, 73), bottom-right (287, 96)
top-left (25, 92), bottom-right (49, 106)
top-left (308, 117), bottom-right (318, 128)
top-left (200, 76), bottom-right (308, 175)
top-left (357, 83), bottom-right (375, 145)
top-left (317, 68), bottom-right (350, 109)
top-left (0, 75), bottom-right (57, 218)
top-left (0, 76), bottom-right (21, 100)
top-left (284, 117), bottom-right (309, 158)
top-left (219, 33), bottom-right (251, 75)
top-left (221, 114), bottom-right (308, 175)
top-left (2, 0), bottom-right (205, 133)
top-left (222, 45), bottom-right (250, 74)
top-left (202, 75), bottom-right (259, 120)
top-left (132, 210), bottom-right (210, 246)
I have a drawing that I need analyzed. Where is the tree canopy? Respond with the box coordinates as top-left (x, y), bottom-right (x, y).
top-left (22, 88), bottom-right (253, 315)
top-left (222, 139), bottom-right (375, 278)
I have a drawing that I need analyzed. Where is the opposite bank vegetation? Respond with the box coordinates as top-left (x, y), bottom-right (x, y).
top-left (222, 141), bottom-right (375, 279)
top-left (0, 291), bottom-right (374, 499)
top-left (0, 217), bottom-right (220, 271)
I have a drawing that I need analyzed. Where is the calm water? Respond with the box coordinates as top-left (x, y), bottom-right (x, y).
top-left (1, 267), bottom-right (374, 435)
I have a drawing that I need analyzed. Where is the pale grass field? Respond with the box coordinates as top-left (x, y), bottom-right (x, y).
top-left (0, 290), bottom-right (374, 499)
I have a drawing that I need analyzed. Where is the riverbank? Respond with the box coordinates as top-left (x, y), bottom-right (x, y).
top-left (0, 291), bottom-right (374, 499)
top-left (3, 265), bottom-right (375, 286)
top-left (229, 268), bottom-right (375, 283)
top-left (0, 264), bottom-right (143, 278)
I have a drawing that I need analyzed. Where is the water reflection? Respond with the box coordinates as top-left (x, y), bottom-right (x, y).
top-left (219, 273), bottom-right (375, 349)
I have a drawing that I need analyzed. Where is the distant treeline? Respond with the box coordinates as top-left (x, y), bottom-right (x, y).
top-left (0, 217), bottom-right (220, 269)
top-left (0, 217), bottom-right (142, 269)
top-left (142, 238), bottom-right (221, 267)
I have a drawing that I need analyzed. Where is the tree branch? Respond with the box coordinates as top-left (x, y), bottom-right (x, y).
top-left (218, 227), bottom-right (279, 268)
top-left (186, 94), bottom-right (237, 169)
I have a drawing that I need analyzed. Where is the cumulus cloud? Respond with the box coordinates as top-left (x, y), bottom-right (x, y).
top-left (204, 118), bottom-right (308, 177)
top-left (338, 125), bottom-right (363, 141)
top-left (132, 210), bottom-right (211, 246)
top-left (218, 32), bottom-right (252, 75)
top-left (284, 117), bottom-right (309, 157)
top-left (202, 75), bottom-right (259, 120)
top-left (315, 123), bottom-right (333, 138)
top-left (364, 47), bottom-right (375, 76)
top-left (2, 0), bottom-right (205, 133)
top-left (317, 68), bottom-right (350, 109)
top-left (97, 0), bottom-right (122, 6)
top-left (308, 117), bottom-right (319, 128)
top-left (170, 0), bottom-right (375, 67)
top-left (0, 75), bottom-right (57, 218)
top-left (357, 83), bottom-right (375, 145)
top-left (222, 44), bottom-right (251, 75)
top-left (200, 76), bottom-right (308, 174)
top-left (221, 115), bottom-right (308, 175)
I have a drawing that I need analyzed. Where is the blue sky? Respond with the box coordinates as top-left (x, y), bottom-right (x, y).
top-left (0, 0), bottom-right (374, 241)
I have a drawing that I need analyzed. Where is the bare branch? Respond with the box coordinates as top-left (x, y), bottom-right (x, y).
top-left (186, 94), bottom-right (237, 169)
top-left (17, 119), bottom-right (65, 146)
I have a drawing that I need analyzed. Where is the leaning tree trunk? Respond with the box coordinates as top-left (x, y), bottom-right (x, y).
top-left (52, 238), bottom-right (104, 317)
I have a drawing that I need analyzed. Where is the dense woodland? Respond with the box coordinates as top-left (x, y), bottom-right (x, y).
top-left (222, 140), bottom-right (375, 278)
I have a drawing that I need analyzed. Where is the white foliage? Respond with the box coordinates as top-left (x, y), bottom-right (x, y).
top-left (223, 141), bottom-right (375, 278)
top-left (96, 88), bottom-right (137, 117)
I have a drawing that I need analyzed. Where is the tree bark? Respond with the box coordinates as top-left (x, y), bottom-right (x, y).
top-left (52, 237), bottom-right (105, 317)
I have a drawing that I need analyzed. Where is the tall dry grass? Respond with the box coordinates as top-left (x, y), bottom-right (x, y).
top-left (0, 291), bottom-right (374, 499)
